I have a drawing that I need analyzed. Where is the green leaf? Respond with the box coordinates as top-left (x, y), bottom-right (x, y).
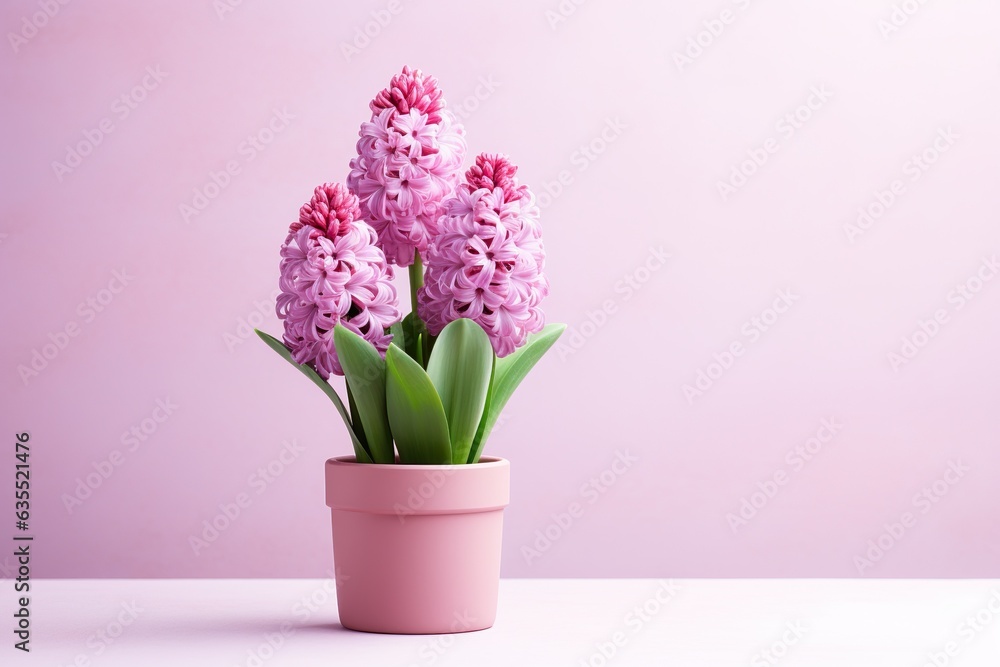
top-left (385, 344), bottom-right (452, 464)
top-left (468, 323), bottom-right (566, 463)
top-left (470, 356), bottom-right (495, 462)
top-left (401, 312), bottom-right (420, 362)
top-left (345, 381), bottom-right (367, 447)
top-left (255, 329), bottom-right (373, 464)
top-left (389, 320), bottom-right (406, 355)
top-left (426, 319), bottom-right (493, 464)
top-left (334, 325), bottom-right (394, 464)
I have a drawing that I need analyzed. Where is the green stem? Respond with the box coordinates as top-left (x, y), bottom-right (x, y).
top-left (408, 253), bottom-right (424, 317)
top-left (408, 252), bottom-right (431, 365)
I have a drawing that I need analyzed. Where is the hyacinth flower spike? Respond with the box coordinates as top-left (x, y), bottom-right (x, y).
top-left (348, 66), bottom-right (467, 269)
top-left (256, 183), bottom-right (400, 464)
top-left (415, 153), bottom-right (564, 462)
top-left (418, 153), bottom-right (550, 357)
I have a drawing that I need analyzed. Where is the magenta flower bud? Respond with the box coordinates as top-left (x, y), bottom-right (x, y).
top-left (418, 154), bottom-right (549, 357)
top-left (348, 66), bottom-right (467, 267)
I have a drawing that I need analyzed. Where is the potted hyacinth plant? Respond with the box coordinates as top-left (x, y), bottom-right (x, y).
top-left (255, 67), bottom-right (564, 634)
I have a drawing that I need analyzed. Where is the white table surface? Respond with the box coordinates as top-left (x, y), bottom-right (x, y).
top-left (12, 579), bottom-right (1000, 666)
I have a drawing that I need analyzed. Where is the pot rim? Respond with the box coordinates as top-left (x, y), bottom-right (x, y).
top-left (325, 456), bottom-right (510, 513)
top-left (327, 455), bottom-right (508, 470)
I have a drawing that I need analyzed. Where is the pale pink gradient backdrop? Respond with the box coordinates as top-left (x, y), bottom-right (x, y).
top-left (1, 0), bottom-right (998, 578)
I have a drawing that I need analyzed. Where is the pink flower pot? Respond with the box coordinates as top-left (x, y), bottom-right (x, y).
top-left (325, 455), bottom-right (510, 634)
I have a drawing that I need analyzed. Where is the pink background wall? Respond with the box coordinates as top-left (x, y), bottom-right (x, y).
top-left (2, 0), bottom-right (998, 579)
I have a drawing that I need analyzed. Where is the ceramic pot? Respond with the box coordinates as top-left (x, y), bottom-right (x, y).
top-left (325, 455), bottom-right (510, 634)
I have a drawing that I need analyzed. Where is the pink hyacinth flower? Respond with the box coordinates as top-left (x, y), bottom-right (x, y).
top-left (348, 66), bottom-right (467, 267)
top-left (276, 183), bottom-right (400, 379)
top-left (418, 154), bottom-right (549, 357)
